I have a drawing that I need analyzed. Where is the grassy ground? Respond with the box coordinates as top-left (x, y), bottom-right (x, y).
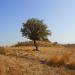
top-left (0, 45), bottom-right (75, 75)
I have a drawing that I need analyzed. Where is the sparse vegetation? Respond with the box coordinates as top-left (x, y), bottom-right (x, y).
top-left (0, 42), bottom-right (75, 75)
top-left (0, 45), bottom-right (75, 75)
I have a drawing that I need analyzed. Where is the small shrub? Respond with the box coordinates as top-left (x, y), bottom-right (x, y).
top-left (65, 63), bottom-right (75, 70)
top-left (46, 54), bottom-right (70, 67)
top-left (53, 42), bottom-right (58, 45)
top-left (46, 55), bottom-right (60, 66)
top-left (46, 51), bottom-right (74, 69)
top-left (0, 47), bottom-right (5, 55)
top-left (48, 55), bottom-right (64, 66)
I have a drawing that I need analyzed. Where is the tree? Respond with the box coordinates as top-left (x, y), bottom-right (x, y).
top-left (21, 18), bottom-right (51, 51)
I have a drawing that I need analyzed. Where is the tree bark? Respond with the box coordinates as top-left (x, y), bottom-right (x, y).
top-left (33, 40), bottom-right (39, 51)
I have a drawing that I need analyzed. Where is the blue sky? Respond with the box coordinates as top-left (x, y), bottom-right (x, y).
top-left (0, 0), bottom-right (75, 46)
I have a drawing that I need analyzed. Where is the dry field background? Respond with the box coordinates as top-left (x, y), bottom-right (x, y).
top-left (0, 42), bottom-right (75, 75)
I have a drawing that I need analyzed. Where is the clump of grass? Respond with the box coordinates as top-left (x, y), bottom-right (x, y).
top-left (0, 47), bottom-right (5, 55)
top-left (46, 51), bottom-right (73, 67)
top-left (65, 62), bottom-right (75, 70)
top-left (46, 55), bottom-right (64, 66)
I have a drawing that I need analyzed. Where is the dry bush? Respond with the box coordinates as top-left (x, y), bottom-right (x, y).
top-left (53, 42), bottom-right (58, 45)
top-left (12, 41), bottom-right (34, 47)
top-left (65, 61), bottom-right (75, 70)
top-left (0, 47), bottom-right (5, 55)
top-left (46, 51), bottom-right (73, 67)
top-left (46, 55), bottom-right (64, 66)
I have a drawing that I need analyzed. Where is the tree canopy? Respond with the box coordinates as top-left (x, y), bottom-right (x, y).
top-left (21, 18), bottom-right (51, 51)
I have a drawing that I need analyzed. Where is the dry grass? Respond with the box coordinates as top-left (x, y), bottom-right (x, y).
top-left (46, 53), bottom-right (71, 66)
top-left (0, 44), bottom-right (75, 75)
top-left (0, 47), bottom-right (5, 55)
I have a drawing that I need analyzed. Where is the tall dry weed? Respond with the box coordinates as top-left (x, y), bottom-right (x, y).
top-left (47, 51), bottom-right (73, 67)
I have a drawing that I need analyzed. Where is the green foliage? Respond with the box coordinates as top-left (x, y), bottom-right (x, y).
top-left (21, 18), bottom-right (51, 41)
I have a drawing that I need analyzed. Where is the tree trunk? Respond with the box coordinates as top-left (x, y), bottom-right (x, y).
top-left (33, 40), bottom-right (39, 51)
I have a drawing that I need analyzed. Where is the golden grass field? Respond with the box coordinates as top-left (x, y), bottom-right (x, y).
top-left (0, 42), bottom-right (75, 75)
